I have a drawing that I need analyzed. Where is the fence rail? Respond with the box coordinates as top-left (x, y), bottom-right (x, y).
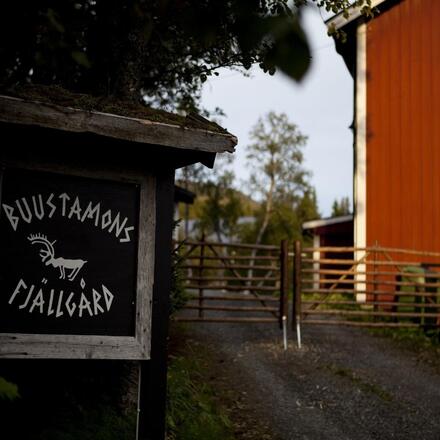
top-left (293, 241), bottom-right (440, 330)
top-left (175, 239), bottom-right (440, 339)
top-left (175, 239), bottom-right (289, 328)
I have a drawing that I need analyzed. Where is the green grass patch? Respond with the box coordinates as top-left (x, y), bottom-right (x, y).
top-left (166, 355), bottom-right (234, 440)
top-left (0, 376), bottom-right (20, 401)
top-left (38, 406), bottom-right (136, 440)
top-left (368, 326), bottom-right (440, 349)
top-left (325, 364), bottom-right (393, 402)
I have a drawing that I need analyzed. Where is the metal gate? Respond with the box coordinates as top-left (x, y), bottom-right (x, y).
top-left (292, 241), bottom-right (440, 332)
top-left (174, 239), bottom-right (289, 333)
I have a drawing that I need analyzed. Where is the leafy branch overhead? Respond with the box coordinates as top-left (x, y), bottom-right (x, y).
top-left (1, 0), bottom-right (372, 110)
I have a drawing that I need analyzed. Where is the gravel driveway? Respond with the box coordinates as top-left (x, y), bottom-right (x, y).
top-left (177, 307), bottom-right (440, 440)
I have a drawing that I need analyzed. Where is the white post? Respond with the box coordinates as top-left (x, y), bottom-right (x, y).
top-left (282, 315), bottom-right (287, 351)
top-left (313, 234), bottom-right (320, 292)
top-left (355, 23), bottom-right (368, 304)
top-left (296, 321), bottom-right (302, 350)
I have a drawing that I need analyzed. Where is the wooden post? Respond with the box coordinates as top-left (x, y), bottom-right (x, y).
top-left (279, 240), bottom-right (289, 329)
top-left (198, 234), bottom-right (206, 318)
top-left (139, 171), bottom-right (174, 440)
top-left (293, 240), bottom-right (302, 331)
top-left (373, 243), bottom-right (378, 316)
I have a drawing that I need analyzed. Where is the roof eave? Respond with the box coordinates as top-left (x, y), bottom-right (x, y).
top-left (0, 95), bottom-right (237, 155)
top-left (325, 0), bottom-right (388, 31)
top-left (302, 214), bottom-right (354, 231)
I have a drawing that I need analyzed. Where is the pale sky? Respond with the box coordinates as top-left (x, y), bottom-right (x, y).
top-left (201, 6), bottom-right (354, 218)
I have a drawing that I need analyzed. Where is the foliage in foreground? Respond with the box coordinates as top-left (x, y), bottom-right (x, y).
top-left (37, 405), bottom-right (136, 440)
top-left (0, 376), bottom-right (19, 401)
top-left (0, 361), bottom-right (137, 440)
top-left (170, 236), bottom-right (189, 315)
top-left (1, 1), bottom-right (373, 110)
top-left (369, 327), bottom-right (440, 350)
top-left (166, 356), bottom-right (234, 440)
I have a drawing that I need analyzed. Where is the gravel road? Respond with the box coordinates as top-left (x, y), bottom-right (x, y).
top-left (177, 306), bottom-right (440, 440)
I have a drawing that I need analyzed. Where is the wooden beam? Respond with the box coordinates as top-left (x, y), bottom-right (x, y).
top-left (325, 0), bottom-right (388, 30)
top-left (0, 95), bottom-right (237, 154)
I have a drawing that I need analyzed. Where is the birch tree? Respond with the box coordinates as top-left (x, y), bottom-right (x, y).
top-left (246, 112), bottom-right (311, 246)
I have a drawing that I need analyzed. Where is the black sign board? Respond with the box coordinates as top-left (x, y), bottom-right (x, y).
top-left (0, 166), bottom-right (154, 358)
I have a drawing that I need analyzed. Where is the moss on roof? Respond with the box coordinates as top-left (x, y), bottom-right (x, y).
top-left (1, 83), bottom-right (228, 134)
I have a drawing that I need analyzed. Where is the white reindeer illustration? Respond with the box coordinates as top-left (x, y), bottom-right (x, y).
top-left (28, 233), bottom-right (87, 281)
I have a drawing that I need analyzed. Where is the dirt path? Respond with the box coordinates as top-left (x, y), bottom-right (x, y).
top-left (174, 317), bottom-right (440, 440)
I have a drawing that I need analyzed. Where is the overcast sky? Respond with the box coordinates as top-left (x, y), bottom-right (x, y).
top-left (201, 6), bottom-right (354, 218)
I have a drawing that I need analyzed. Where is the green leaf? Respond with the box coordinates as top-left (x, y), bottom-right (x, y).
top-left (0, 376), bottom-right (19, 401)
top-left (264, 15), bottom-right (311, 81)
top-left (46, 8), bottom-right (65, 33)
top-left (71, 51), bottom-right (92, 69)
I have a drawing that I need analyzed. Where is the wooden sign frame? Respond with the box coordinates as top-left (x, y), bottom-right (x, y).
top-left (0, 161), bottom-right (156, 360)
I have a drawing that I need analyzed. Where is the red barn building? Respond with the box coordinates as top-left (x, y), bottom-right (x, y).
top-left (329, 0), bottom-right (440, 254)
top-left (328, 0), bottom-right (440, 299)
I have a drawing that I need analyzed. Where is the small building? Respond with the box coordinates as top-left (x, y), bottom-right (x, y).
top-left (0, 87), bottom-right (236, 440)
top-left (327, 0), bottom-right (440, 299)
top-left (303, 215), bottom-right (354, 290)
top-left (327, 0), bottom-right (440, 256)
top-left (303, 215), bottom-right (353, 250)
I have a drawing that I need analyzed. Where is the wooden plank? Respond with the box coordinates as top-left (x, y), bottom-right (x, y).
top-left (182, 305), bottom-right (278, 312)
top-left (185, 276), bottom-right (278, 282)
top-left (432, 0), bottom-right (440, 268)
top-left (173, 317), bottom-right (279, 323)
top-left (302, 259), bottom-right (424, 266)
top-left (139, 169), bottom-right (174, 440)
top-left (302, 288), bottom-right (440, 297)
top-left (183, 255), bottom-right (279, 261)
top-left (198, 236), bottom-right (205, 318)
top-left (182, 264), bottom-right (280, 271)
top-left (184, 284), bottom-right (278, 292)
top-left (187, 295), bottom-right (279, 302)
top-left (0, 95), bottom-right (237, 154)
top-left (0, 334), bottom-right (148, 359)
top-left (302, 269), bottom-right (440, 278)
top-left (183, 240), bottom-right (279, 251)
top-left (302, 278), bottom-right (440, 288)
top-left (303, 309), bottom-right (440, 318)
top-left (388, 2), bottom-right (402, 255)
top-left (400, 0), bottom-right (413, 251)
top-left (303, 246), bottom-right (359, 253)
top-left (302, 300), bottom-right (440, 309)
top-left (302, 320), bottom-right (419, 328)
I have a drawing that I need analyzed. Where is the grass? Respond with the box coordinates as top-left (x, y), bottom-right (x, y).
top-left (368, 326), bottom-right (440, 349)
top-left (325, 364), bottom-right (393, 402)
top-left (0, 361), bottom-right (138, 440)
top-left (166, 355), bottom-right (234, 440)
top-left (37, 406), bottom-right (136, 440)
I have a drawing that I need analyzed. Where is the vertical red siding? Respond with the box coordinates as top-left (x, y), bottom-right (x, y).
top-left (366, 0), bottom-right (440, 257)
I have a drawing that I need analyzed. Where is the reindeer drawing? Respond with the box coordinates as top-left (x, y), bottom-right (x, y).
top-left (28, 233), bottom-right (87, 281)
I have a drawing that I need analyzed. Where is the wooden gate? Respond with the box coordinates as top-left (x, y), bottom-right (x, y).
top-left (292, 241), bottom-right (440, 331)
top-left (174, 240), bottom-right (289, 329)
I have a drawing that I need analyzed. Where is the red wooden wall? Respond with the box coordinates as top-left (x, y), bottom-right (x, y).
top-left (366, 0), bottom-right (440, 256)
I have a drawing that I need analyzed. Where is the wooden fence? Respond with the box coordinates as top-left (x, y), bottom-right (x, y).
top-left (174, 239), bottom-right (289, 329)
top-left (293, 241), bottom-right (440, 329)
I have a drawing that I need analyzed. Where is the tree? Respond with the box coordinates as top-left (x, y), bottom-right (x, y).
top-left (0, 1), bottom-right (373, 110)
top-left (176, 153), bottom-right (245, 241)
top-left (196, 171), bottom-right (244, 242)
top-left (331, 196), bottom-right (351, 216)
top-left (245, 112), bottom-right (317, 245)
